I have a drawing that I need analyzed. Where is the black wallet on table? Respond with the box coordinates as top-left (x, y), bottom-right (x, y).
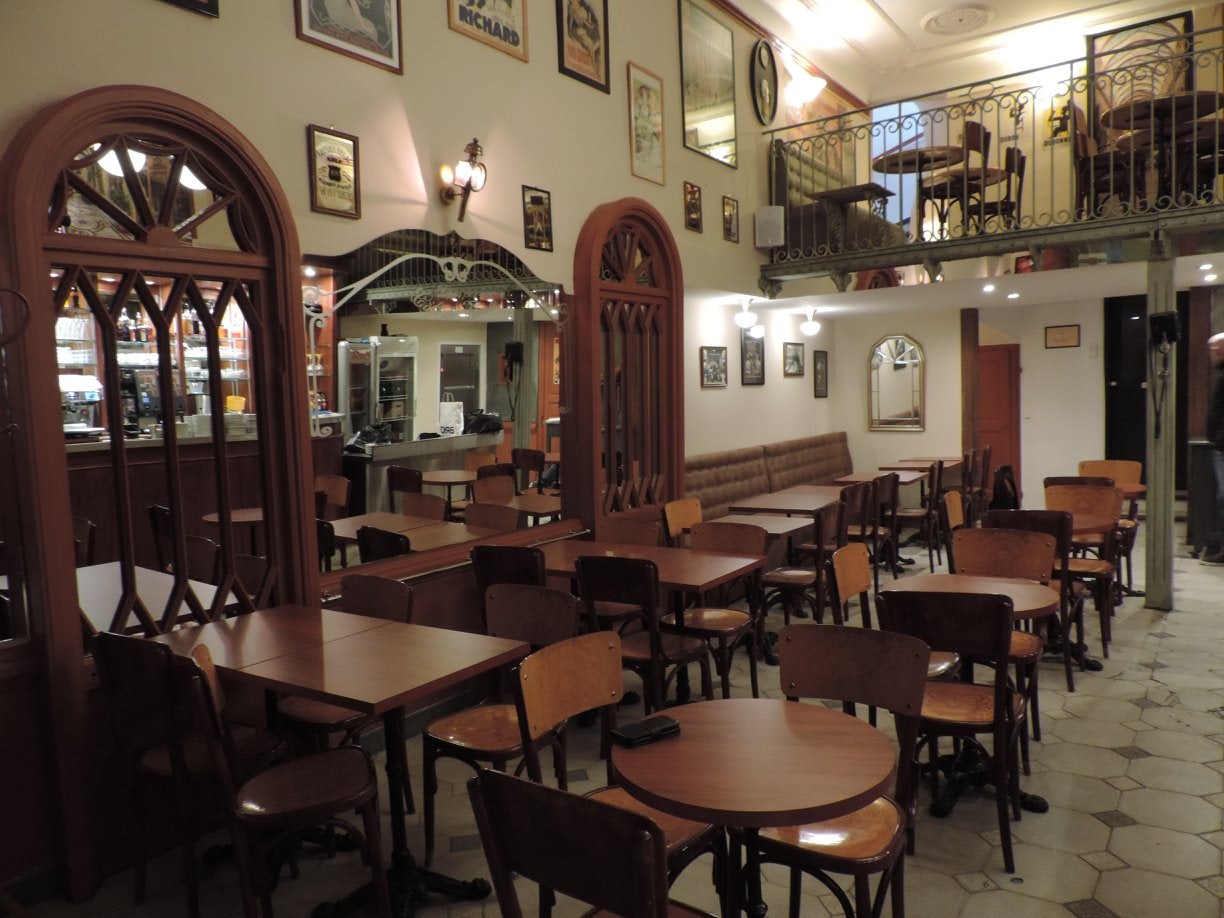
top-left (610, 715), bottom-right (681, 748)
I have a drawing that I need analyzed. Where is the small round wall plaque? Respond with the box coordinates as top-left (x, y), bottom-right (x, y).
top-left (751, 39), bottom-right (778, 126)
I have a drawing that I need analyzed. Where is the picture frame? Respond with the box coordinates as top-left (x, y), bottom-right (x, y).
top-left (1044, 324), bottom-right (1081, 349)
top-left (628, 63), bottom-right (665, 185)
top-left (722, 196), bottom-right (739, 242)
top-left (556, 0), bottom-right (609, 92)
top-left (741, 328), bottom-right (764, 386)
top-left (750, 39), bottom-right (778, 125)
top-left (295, 0), bottom-right (402, 73)
top-left (307, 125), bottom-right (361, 219)
top-left (783, 342), bottom-right (804, 377)
top-left (683, 182), bottom-right (703, 232)
top-left (812, 350), bottom-right (828, 398)
top-left (678, 0), bottom-right (737, 167)
top-left (522, 185), bottom-right (554, 252)
top-left (160, 0), bottom-right (219, 16)
top-left (699, 346), bottom-right (728, 388)
top-left (448, 0), bottom-right (528, 62)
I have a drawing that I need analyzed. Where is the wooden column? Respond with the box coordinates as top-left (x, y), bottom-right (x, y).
top-left (960, 308), bottom-right (980, 453)
top-left (1145, 242), bottom-right (1175, 611)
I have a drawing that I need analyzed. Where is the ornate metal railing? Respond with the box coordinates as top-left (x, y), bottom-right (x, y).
top-left (763, 24), bottom-right (1224, 291)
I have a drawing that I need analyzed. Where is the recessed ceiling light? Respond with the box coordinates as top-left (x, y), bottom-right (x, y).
top-left (303, 266), bottom-right (317, 277)
top-left (1007, 292), bottom-right (1019, 299)
top-left (1200, 263), bottom-right (1213, 270)
top-left (982, 283), bottom-right (995, 293)
top-left (1205, 274), bottom-right (1218, 282)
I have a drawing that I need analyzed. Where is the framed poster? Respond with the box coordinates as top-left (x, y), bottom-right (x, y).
top-left (448, 0), bottom-right (528, 62)
top-left (812, 350), bottom-right (828, 398)
top-left (699, 346), bottom-right (727, 388)
top-left (295, 0), bottom-right (403, 73)
top-left (522, 185), bottom-right (553, 251)
top-left (160, 0), bottom-right (219, 16)
top-left (307, 125), bottom-right (361, 219)
top-left (628, 63), bottom-right (665, 185)
top-left (1044, 324), bottom-right (1081, 349)
top-left (557, 0), bottom-right (609, 92)
top-left (783, 342), bottom-right (804, 377)
top-left (722, 196), bottom-right (739, 242)
top-left (683, 182), bottom-right (703, 232)
top-left (741, 328), bottom-right (764, 386)
top-left (678, 0), bottom-right (737, 167)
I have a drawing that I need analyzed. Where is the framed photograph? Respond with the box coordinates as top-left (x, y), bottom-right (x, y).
top-left (1045, 324), bottom-right (1081, 349)
top-left (699, 346), bottom-right (728, 388)
top-left (160, 0), bottom-right (219, 16)
top-left (812, 350), bottom-right (828, 398)
top-left (740, 328), bottom-right (764, 386)
top-left (683, 182), bottom-right (703, 232)
top-left (628, 63), bottom-right (665, 185)
top-left (722, 196), bottom-right (739, 242)
top-left (557, 0), bottom-right (609, 92)
top-left (295, 0), bottom-right (402, 73)
top-left (1087, 13), bottom-right (1192, 146)
top-left (522, 185), bottom-right (553, 251)
top-left (1014, 254), bottom-right (1034, 273)
top-left (679, 0), bottom-right (737, 167)
top-left (449, 0), bottom-right (528, 62)
top-left (783, 342), bottom-right (804, 377)
top-left (307, 125), bottom-right (361, 219)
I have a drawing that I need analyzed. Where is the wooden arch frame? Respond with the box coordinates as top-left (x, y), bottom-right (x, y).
top-left (565, 197), bottom-right (685, 530)
top-left (0, 85), bottom-right (311, 897)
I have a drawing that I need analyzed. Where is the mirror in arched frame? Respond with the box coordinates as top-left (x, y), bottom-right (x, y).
top-left (868, 334), bottom-right (924, 431)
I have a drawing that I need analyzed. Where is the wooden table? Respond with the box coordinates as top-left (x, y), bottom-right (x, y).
top-left (727, 486), bottom-right (842, 517)
top-left (76, 561), bottom-right (232, 634)
top-left (872, 146), bottom-right (965, 175)
top-left (504, 493), bottom-right (562, 523)
top-left (154, 605), bottom-right (528, 915)
top-left (421, 469), bottom-right (478, 516)
top-left (404, 522), bottom-right (497, 553)
top-left (835, 469), bottom-right (928, 486)
top-left (612, 698), bottom-right (894, 916)
top-left (880, 572), bottom-right (1058, 622)
top-left (330, 511), bottom-right (442, 544)
top-left (721, 512), bottom-right (814, 542)
top-left (1102, 91), bottom-right (1224, 200)
top-left (202, 507), bottom-right (263, 554)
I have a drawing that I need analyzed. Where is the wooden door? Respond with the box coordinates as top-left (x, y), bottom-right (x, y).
top-left (978, 344), bottom-right (1021, 500)
top-left (535, 321), bottom-right (560, 451)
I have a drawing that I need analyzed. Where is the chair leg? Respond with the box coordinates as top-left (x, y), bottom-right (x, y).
top-left (787, 866), bottom-right (802, 918)
top-left (422, 740), bottom-right (439, 867)
top-left (994, 734), bottom-right (1016, 873)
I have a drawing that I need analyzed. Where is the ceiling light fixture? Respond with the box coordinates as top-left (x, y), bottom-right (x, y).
top-left (733, 298), bottom-right (758, 329)
top-left (1205, 274), bottom-right (1218, 282)
top-left (982, 283), bottom-right (995, 293)
top-left (749, 324), bottom-right (765, 339)
top-left (1200, 263), bottom-right (1213, 270)
top-left (800, 306), bottom-right (821, 336)
top-left (1007, 292), bottom-right (1020, 299)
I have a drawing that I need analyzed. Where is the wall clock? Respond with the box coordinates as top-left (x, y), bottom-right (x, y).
top-left (750, 39), bottom-right (778, 125)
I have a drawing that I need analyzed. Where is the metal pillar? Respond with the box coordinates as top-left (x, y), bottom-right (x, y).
top-left (1145, 236), bottom-right (1175, 611)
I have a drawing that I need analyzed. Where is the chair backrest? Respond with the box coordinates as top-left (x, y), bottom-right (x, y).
top-left (876, 590), bottom-right (1014, 671)
top-left (386, 465), bottom-right (423, 511)
top-left (962, 120), bottom-right (989, 164)
top-left (950, 528), bottom-right (1055, 583)
top-left (340, 573), bottom-right (412, 622)
top-left (72, 515), bottom-right (96, 567)
top-left (477, 462), bottom-right (517, 484)
top-left (872, 472), bottom-right (900, 532)
top-left (982, 509), bottom-right (1073, 594)
top-left (177, 645), bottom-right (241, 804)
top-left (184, 534), bottom-right (221, 584)
top-left (485, 583), bottom-right (581, 647)
top-left (575, 554), bottom-right (660, 637)
top-left (975, 445), bottom-right (993, 494)
top-left (470, 544), bottom-right (546, 596)
top-left (942, 489), bottom-right (966, 531)
top-left (958, 449), bottom-right (975, 491)
top-left (511, 447), bottom-right (547, 493)
top-left (597, 515), bottom-right (663, 546)
top-left (1044, 484), bottom-right (1123, 520)
top-left (464, 451), bottom-right (496, 473)
top-left (232, 553), bottom-right (275, 609)
top-left (314, 474), bottom-right (351, 521)
top-left (662, 497), bottom-right (703, 547)
top-left (990, 465), bottom-right (1019, 510)
top-left (464, 502), bottom-right (521, 532)
top-left (831, 542), bottom-right (872, 613)
top-left (819, 498), bottom-right (849, 550)
top-left (840, 480), bottom-right (872, 529)
top-left (316, 518), bottom-right (336, 572)
top-left (472, 474), bottom-right (516, 504)
top-left (513, 631), bottom-right (623, 777)
top-left (689, 520), bottom-right (768, 557)
top-left (400, 492), bottom-right (447, 521)
top-left (94, 631), bottom-right (185, 760)
top-left (1078, 459), bottom-right (1142, 484)
top-left (468, 768), bottom-right (671, 918)
top-left (356, 526), bottom-right (411, 563)
top-left (148, 503), bottom-right (174, 571)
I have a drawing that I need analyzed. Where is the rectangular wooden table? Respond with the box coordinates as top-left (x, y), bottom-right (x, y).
top-left (76, 561), bottom-right (233, 634)
top-left (505, 493), bottom-right (562, 523)
top-left (834, 469), bottom-right (928, 486)
top-left (154, 605), bottom-right (528, 915)
top-left (727, 485), bottom-right (842, 517)
top-left (404, 522), bottom-right (497, 553)
top-left (330, 511), bottom-right (445, 544)
top-left (538, 540), bottom-right (765, 597)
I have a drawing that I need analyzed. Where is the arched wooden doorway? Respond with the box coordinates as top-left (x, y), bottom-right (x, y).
top-left (0, 86), bottom-right (310, 897)
top-left (565, 198), bottom-right (685, 530)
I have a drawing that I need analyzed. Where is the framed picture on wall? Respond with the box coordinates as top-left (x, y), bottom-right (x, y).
top-left (556, 0), bottom-right (609, 91)
top-left (522, 185), bottom-right (553, 251)
top-left (307, 125), bottom-right (361, 219)
top-left (160, 0), bottom-right (219, 16)
top-left (699, 346), bottom-right (727, 388)
top-left (722, 196), bottom-right (739, 242)
top-left (741, 328), bottom-right (764, 386)
top-left (449, 0), bottom-right (528, 61)
top-left (812, 350), bottom-right (828, 398)
top-left (683, 181), bottom-right (703, 232)
top-left (628, 63), bottom-right (665, 185)
top-left (783, 342), bottom-right (804, 377)
top-left (295, 0), bottom-right (403, 73)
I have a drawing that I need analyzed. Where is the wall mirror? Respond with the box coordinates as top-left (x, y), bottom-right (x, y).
top-left (678, 0), bottom-right (737, 167)
top-left (868, 334), bottom-right (924, 431)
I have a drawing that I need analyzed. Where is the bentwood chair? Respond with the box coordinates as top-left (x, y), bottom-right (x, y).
top-left (939, 490), bottom-right (968, 570)
top-left (920, 121), bottom-right (990, 237)
top-left (385, 465), bottom-right (423, 512)
top-left (791, 499), bottom-right (848, 620)
top-left (469, 543), bottom-right (546, 624)
top-left (468, 769), bottom-right (715, 918)
top-left (421, 583), bottom-right (580, 865)
top-left (1044, 483), bottom-right (1123, 656)
top-left (399, 492), bottom-right (447, 521)
top-left (447, 452), bottom-right (496, 520)
top-left (876, 590), bottom-right (1024, 873)
top-left (661, 520), bottom-right (767, 698)
top-left (1078, 459), bottom-right (1143, 594)
top-left (316, 519), bottom-right (336, 573)
top-left (662, 497), bottom-right (704, 548)
top-left (182, 645), bottom-right (391, 918)
top-left (849, 473), bottom-right (900, 592)
top-left (969, 145), bottom-right (1026, 231)
top-left (733, 625), bottom-right (930, 918)
top-left (511, 631), bottom-right (726, 904)
top-left (315, 474), bottom-right (352, 564)
top-left (895, 460), bottom-right (944, 571)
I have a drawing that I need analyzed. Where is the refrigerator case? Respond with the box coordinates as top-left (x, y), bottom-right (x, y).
top-left (337, 336), bottom-right (417, 441)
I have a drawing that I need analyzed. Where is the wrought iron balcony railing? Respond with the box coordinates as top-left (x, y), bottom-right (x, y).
top-left (764, 24), bottom-right (1224, 288)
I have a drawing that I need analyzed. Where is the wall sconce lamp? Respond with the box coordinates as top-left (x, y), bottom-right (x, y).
top-left (733, 298), bottom-right (758, 329)
top-left (439, 137), bottom-right (487, 221)
top-left (800, 306), bottom-right (821, 336)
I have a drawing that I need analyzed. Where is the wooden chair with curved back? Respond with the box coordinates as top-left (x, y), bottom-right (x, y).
top-left (848, 473), bottom-right (900, 593)
top-left (469, 543), bottom-right (546, 621)
top-left (662, 497), bottom-right (703, 548)
top-left (1078, 459), bottom-right (1142, 594)
top-left (511, 447), bottom-right (559, 496)
top-left (733, 624), bottom-right (930, 918)
top-left (314, 474), bottom-right (350, 521)
top-left (511, 631), bottom-right (726, 902)
top-left (969, 145), bottom-right (1026, 231)
top-left (939, 490), bottom-right (968, 570)
top-left (472, 474), bottom-right (516, 505)
top-left (895, 460), bottom-right (944, 571)
top-left (386, 465), bottom-right (423, 512)
top-left (876, 590), bottom-right (1024, 874)
top-left (182, 644), bottom-right (391, 918)
top-left (464, 502), bottom-right (521, 532)
top-left (399, 492), bottom-right (447, 521)
top-left (950, 526), bottom-right (1057, 774)
top-left (790, 498), bottom-right (847, 622)
top-left (356, 526), bottom-right (411, 564)
top-left (920, 120), bottom-right (991, 237)
top-left (829, 542), bottom-right (873, 628)
top-left (575, 555), bottom-right (713, 715)
top-left (660, 520), bottom-right (767, 699)
top-left (421, 583), bottom-right (581, 865)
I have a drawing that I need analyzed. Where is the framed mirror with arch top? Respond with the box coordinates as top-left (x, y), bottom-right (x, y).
top-left (868, 334), bottom-right (924, 431)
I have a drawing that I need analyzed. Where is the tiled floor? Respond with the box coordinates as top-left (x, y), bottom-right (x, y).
top-left (21, 520), bottom-right (1224, 917)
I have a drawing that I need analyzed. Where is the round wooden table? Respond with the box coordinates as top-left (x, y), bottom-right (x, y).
top-left (421, 469), bottom-right (478, 516)
top-left (1100, 90), bottom-right (1224, 132)
top-left (202, 507), bottom-right (263, 554)
top-left (612, 698), bottom-right (894, 915)
top-left (879, 572), bottom-right (1058, 622)
top-left (871, 145), bottom-right (965, 174)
